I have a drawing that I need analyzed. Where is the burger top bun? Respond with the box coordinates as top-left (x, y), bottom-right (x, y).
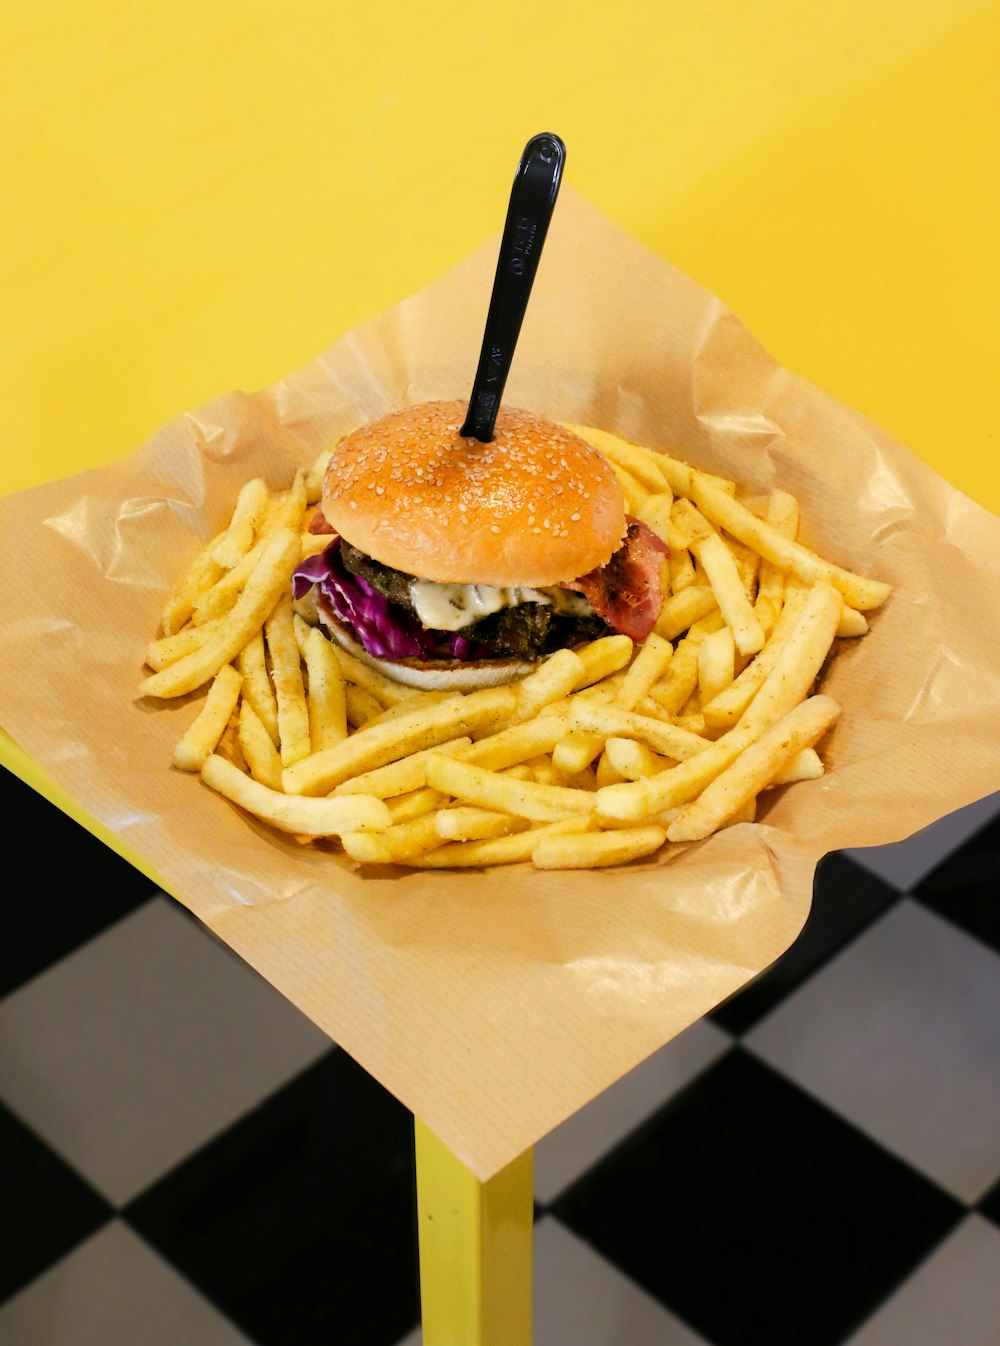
top-left (321, 400), bottom-right (627, 588)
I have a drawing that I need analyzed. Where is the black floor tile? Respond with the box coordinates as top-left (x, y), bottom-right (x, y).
top-left (551, 1047), bottom-right (962, 1346)
top-left (0, 766), bottom-right (156, 997)
top-left (710, 853), bottom-right (901, 1035)
top-left (913, 812), bottom-right (1000, 955)
top-left (125, 1049), bottom-right (419, 1346)
top-left (0, 1101), bottom-right (112, 1303)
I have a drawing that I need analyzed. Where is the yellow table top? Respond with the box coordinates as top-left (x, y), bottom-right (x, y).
top-left (4, 0), bottom-right (1000, 827)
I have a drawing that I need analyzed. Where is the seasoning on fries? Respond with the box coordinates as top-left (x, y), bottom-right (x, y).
top-left (139, 408), bottom-right (891, 868)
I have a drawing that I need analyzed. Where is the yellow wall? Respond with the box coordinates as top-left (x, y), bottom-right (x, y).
top-left (4, 2), bottom-right (999, 511)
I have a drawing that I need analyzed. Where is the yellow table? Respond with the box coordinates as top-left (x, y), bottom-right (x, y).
top-left (4, 4), bottom-right (999, 1340)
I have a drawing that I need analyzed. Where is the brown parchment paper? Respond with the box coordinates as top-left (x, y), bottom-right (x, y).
top-left (2, 189), bottom-right (999, 1179)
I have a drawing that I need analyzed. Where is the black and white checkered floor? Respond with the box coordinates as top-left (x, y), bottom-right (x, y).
top-left (2, 765), bottom-right (998, 1346)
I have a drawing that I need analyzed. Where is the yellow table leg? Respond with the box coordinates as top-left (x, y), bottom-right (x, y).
top-left (414, 1118), bottom-right (533, 1346)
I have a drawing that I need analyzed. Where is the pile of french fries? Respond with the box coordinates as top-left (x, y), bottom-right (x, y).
top-left (139, 425), bottom-right (891, 870)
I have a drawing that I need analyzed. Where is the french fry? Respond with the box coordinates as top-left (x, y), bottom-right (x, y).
top-left (304, 445), bottom-right (335, 503)
top-left (609, 463), bottom-right (650, 514)
top-left (754, 488), bottom-right (799, 635)
top-left (264, 593), bottom-right (312, 767)
top-left (212, 477), bottom-right (270, 569)
top-left (238, 699), bottom-right (284, 790)
top-left (568, 699), bottom-right (712, 762)
top-left (513, 648), bottom-right (586, 723)
top-left (533, 825), bottom-right (666, 869)
top-left (617, 633), bottom-right (673, 711)
top-left (700, 586), bottom-right (810, 729)
top-left (345, 684), bottom-right (384, 728)
top-left (215, 704), bottom-right (246, 771)
top-left (402, 816), bottom-right (596, 869)
top-left (595, 750), bottom-right (627, 788)
top-left (595, 734), bottom-right (747, 822)
top-left (670, 498), bottom-right (713, 548)
top-left (597, 584), bottom-right (839, 825)
top-left (603, 736), bottom-right (673, 781)
top-left (140, 527), bottom-right (301, 699)
top-left (725, 797), bottom-right (757, 826)
top-left (340, 813), bottom-right (447, 864)
top-left (201, 753), bottom-right (391, 835)
top-left (735, 583), bottom-right (843, 737)
top-left (502, 765), bottom-right (535, 781)
top-left (193, 472), bottom-right (308, 624)
top-left (668, 546), bottom-right (697, 594)
top-left (332, 736), bottom-right (472, 798)
top-left (691, 476), bottom-right (892, 610)
top-left (424, 753), bottom-right (597, 822)
top-left (565, 424), bottom-right (671, 493)
top-left (571, 669), bottom-right (627, 704)
top-left (434, 808), bottom-right (529, 841)
top-left (171, 665), bottom-right (244, 772)
top-left (562, 763), bottom-right (599, 792)
top-left (299, 530), bottom-right (333, 560)
top-left (145, 619), bottom-right (220, 672)
top-left (359, 689), bottom-right (456, 730)
top-left (236, 628), bottom-right (280, 745)
top-left (690, 530), bottom-right (765, 657)
top-left (326, 643), bottom-right (420, 706)
top-left (771, 747), bottom-right (824, 785)
top-left (160, 533), bottom-right (227, 635)
top-left (458, 713), bottom-right (568, 771)
top-left (302, 626), bottom-right (348, 751)
top-left (552, 730), bottom-right (606, 774)
top-left (647, 612), bottom-right (725, 714)
top-left (385, 787), bottom-right (449, 823)
top-left (654, 586), bottom-right (718, 640)
top-left (525, 756), bottom-right (567, 787)
top-left (636, 491), bottom-right (674, 544)
top-left (573, 634), bottom-right (634, 687)
top-left (698, 626), bottom-right (736, 704)
top-left (667, 695), bottom-right (841, 842)
top-left (837, 606), bottom-right (868, 637)
top-left (731, 539), bottom-right (762, 599)
top-left (283, 687), bottom-right (517, 795)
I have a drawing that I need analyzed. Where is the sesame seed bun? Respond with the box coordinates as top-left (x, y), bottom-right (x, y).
top-left (321, 399), bottom-right (626, 587)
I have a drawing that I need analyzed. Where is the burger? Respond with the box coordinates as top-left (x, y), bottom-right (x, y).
top-left (291, 399), bottom-right (668, 690)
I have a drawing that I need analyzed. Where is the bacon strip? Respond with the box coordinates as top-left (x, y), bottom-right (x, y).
top-left (308, 507), bottom-right (337, 535)
top-left (564, 518), bottom-right (668, 641)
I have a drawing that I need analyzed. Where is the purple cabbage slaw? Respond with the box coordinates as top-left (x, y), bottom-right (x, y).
top-left (292, 540), bottom-right (479, 662)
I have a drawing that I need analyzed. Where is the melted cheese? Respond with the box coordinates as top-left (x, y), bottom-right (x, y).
top-left (409, 579), bottom-right (592, 631)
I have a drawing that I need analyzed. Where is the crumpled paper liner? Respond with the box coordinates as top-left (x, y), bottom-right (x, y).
top-left (1, 189), bottom-right (998, 1179)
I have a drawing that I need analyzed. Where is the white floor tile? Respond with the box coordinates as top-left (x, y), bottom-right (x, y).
top-left (845, 791), bottom-right (1000, 893)
top-left (394, 1219), bottom-right (709, 1346)
top-left (0, 897), bottom-right (331, 1203)
top-left (0, 1221), bottom-right (254, 1345)
top-left (843, 1216), bottom-right (1000, 1346)
top-left (533, 1019), bottom-right (732, 1203)
top-left (747, 900), bottom-right (1000, 1202)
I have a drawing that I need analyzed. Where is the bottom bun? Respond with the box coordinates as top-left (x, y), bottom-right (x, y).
top-left (317, 611), bottom-right (539, 691)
